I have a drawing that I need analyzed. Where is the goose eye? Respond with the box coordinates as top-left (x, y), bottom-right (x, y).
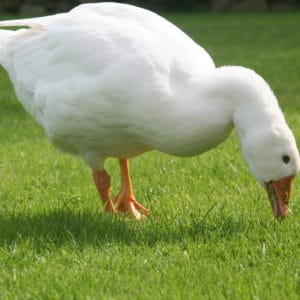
top-left (282, 155), bottom-right (290, 164)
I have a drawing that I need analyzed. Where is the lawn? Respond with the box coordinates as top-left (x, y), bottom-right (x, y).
top-left (1, 11), bottom-right (300, 299)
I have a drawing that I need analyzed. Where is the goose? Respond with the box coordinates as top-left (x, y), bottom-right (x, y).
top-left (0, 2), bottom-right (299, 220)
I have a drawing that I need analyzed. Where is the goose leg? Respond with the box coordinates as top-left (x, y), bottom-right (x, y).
top-left (93, 170), bottom-right (116, 213)
top-left (114, 159), bottom-right (149, 220)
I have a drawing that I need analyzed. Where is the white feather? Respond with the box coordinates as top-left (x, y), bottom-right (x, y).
top-left (0, 2), bottom-right (299, 183)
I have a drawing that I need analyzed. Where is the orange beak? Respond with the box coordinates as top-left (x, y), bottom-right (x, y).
top-left (266, 175), bottom-right (294, 218)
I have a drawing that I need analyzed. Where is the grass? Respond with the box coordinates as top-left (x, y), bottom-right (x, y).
top-left (1, 11), bottom-right (300, 299)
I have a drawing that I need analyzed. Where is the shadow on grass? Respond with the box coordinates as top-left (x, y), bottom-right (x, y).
top-left (0, 208), bottom-right (268, 249)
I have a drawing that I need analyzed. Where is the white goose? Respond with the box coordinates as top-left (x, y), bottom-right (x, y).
top-left (0, 2), bottom-right (299, 219)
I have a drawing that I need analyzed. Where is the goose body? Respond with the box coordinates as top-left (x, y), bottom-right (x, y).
top-left (0, 2), bottom-right (299, 219)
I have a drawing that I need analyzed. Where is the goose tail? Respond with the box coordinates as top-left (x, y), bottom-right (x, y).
top-left (0, 29), bottom-right (17, 66)
top-left (0, 17), bottom-right (50, 66)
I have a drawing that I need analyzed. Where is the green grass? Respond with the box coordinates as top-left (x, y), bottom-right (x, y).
top-left (1, 12), bottom-right (300, 299)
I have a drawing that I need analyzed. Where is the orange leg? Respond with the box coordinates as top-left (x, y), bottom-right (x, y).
top-left (114, 159), bottom-right (149, 220)
top-left (93, 170), bottom-right (116, 213)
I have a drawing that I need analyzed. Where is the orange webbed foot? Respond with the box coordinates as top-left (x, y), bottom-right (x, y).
top-left (114, 193), bottom-right (149, 220)
top-left (93, 159), bottom-right (148, 220)
top-left (113, 159), bottom-right (149, 220)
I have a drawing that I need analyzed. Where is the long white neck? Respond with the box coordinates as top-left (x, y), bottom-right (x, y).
top-left (209, 66), bottom-right (298, 184)
top-left (151, 66), bottom-right (287, 157)
top-left (212, 66), bottom-right (286, 139)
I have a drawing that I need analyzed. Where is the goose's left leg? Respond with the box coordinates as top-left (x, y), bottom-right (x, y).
top-left (114, 159), bottom-right (149, 220)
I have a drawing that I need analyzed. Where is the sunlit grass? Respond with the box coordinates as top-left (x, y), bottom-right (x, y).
top-left (0, 12), bottom-right (300, 299)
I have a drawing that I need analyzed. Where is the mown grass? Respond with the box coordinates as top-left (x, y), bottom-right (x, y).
top-left (0, 12), bottom-right (300, 299)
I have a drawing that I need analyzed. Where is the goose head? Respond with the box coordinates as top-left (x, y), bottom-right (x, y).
top-left (224, 67), bottom-right (300, 218)
top-left (241, 125), bottom-right (300, 217)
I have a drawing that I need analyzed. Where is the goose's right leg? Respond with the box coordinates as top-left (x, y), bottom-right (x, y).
top-left (93, 170), bottom-right (116, 213)
top-left (84, 154), bottom-right (116, 213)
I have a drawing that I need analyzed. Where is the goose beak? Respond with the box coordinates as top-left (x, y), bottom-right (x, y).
top-left (266, 175), bottom-right (294, 218)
